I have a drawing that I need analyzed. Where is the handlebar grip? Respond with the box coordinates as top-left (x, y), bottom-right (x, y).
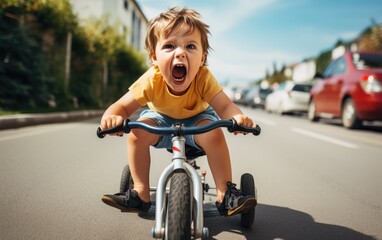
top-left (236, 124), bottom-right (261, 135)
top-left (97, 127), bottom-right (105, 138)
top-left (228, 119), bottom-right (261, 136)
top-left (96, 119), bottom-right (131, 138)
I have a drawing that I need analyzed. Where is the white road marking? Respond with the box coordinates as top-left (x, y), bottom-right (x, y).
top-left (0, 124), bottom-right (78, 141)
top-left (291, 127), bottom-right (359, 149)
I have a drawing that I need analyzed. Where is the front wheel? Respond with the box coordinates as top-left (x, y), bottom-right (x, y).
top-left (240, 173), bottom-right (256, 228)
top-left (342, 98), bottom-right (362, 129)
top-left (165, 171), bottom-right (191, 240)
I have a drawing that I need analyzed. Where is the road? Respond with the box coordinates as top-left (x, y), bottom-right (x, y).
top-left (0, 107), bottom-right (381, 240)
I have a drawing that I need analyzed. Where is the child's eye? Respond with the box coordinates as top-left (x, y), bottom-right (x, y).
top-left (163, 44), bottom-right (174, 49)
top-left (187, 44), bottom-right (196, 50)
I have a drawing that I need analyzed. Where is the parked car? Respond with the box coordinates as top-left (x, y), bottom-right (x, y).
top-left (265, 81), bottom-right (312, 114)
top-left (232, 87), bottom-right (250, 105)
top-left (223, 86), bottom-right (235, 101)
top-left (244, 87), bottom-right (273, 108)
top-left (308, 51), bottom-right (382, 129)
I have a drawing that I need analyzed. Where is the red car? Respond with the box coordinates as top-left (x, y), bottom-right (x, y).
top-left (308, 51), bottom-right (382, 129)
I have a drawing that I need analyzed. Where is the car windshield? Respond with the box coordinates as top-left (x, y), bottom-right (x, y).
top-left (292, 84), bottom-right (312, 92)
top-left (260, 88), bottom-right (273, 94)
top-left (352, 53), bottom-right (382, 69)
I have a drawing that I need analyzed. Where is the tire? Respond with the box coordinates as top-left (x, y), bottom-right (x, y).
top-left (165, 171), bottom-right (191, 240)
top-left (342, 98), bottom-right (362, 129)
top-left (308, 100), bottom-right (319, 122)
top-left (120, 165), bottom-right (134, 193)
top-left (277, 103), bottom-right (284, 115)
top-left (240, 173), bottom-right (256, 228)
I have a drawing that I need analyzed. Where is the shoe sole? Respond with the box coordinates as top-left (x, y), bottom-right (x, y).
top-left (227, 198), bottom-right (257, 216)
top-left (101, 196), bottom-right (147, 213)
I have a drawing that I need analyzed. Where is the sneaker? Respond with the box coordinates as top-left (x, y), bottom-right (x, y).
top-left (215, 182), bottom-right (257, 216)
top-left (102, 190), bottom-right (151, 213)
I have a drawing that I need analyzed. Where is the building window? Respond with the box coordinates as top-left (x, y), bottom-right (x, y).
top-left (124, 0), bottom-right (129, 10)
top-left (132, 11), bottom-right (138, 49)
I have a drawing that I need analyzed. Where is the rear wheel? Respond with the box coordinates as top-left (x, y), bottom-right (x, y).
top-left (342, 98), bottom-right (362, 129)
top-left (308, 100), bottom-right (319, 122)
top-left (240, 173), bottom-right (256, 228)
top-left (165, 171), bottom-right (191, 240)
top-left (120, 165), bottom-right (134, 193)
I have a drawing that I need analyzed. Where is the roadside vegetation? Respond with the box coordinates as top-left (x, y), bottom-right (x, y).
top-left (1, 1), bottom-right (381, 114)
top-left (0, 0), bottom-right (147, 114)
top-left (261, 24), bottom-right (382, 87)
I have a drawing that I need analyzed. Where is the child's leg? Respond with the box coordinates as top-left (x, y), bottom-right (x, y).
top-left (194, 120), bottom-right (231, 203)
top-left (126, 118), bottom-right (159, 203)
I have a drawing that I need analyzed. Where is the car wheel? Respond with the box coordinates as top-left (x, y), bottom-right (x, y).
top-left (277, 103), bottom-right (284, 115)
top-left (342, 98), bottom-right (362, 129)
top-left (308, 101), bottom-right (319, 122)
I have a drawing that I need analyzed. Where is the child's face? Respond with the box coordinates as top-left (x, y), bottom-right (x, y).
top-left (151, 23), bottom-right (206, 95)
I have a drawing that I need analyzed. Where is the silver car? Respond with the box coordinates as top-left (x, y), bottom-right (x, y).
top-left (265, 81), bottom-right (312, 115)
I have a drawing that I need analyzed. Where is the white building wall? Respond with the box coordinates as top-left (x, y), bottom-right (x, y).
top-left (292, 60), bottom-right (316, 83)
top-left (70, 0), bottom-right (147, 54)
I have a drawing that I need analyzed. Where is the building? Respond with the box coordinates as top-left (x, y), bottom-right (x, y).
top-left (70, 0), bottom-right (148, 54)
top-left (291, 59), bottom-right (316, 83)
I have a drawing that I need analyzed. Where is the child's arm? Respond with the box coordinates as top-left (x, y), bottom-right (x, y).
top-left (209, 90), bottom-right (257, 130)
top-left (100, 92), bottom-right (141, 133)
top-left (100, 67), bottom-right (154, 133)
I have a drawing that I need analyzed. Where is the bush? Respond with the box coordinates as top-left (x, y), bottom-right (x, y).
top-left (0, 0), bottom-right (147, 112)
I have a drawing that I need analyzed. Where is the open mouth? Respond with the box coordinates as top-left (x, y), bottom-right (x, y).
top-left (172, 64), bottom-right (187, 83)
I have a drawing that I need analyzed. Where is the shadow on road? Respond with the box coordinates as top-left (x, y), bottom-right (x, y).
top-left (204, 204), bottom-right (377, 240)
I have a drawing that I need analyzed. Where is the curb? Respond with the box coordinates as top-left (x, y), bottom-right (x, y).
top-left (0, 110), bottom-right (103, 130)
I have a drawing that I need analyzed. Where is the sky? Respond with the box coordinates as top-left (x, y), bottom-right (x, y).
top-left (135, 0), bottom-right (382, 85)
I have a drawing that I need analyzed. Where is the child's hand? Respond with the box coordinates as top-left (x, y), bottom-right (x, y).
top-left (100, 115), bottom-right (124, 136)
top-left (232, 114), bottom-right (257, 135)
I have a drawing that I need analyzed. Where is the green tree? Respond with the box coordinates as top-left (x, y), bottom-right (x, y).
top-left (358, 25), bottom-right (382, 51)
top-left (0, 4), bottom-right (49, 110)
top-left (1, 0), bottom-right (147, 111)
top-left (315, 50), bottom-right (332, 74)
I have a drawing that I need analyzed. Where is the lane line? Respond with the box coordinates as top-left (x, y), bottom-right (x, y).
top-left (0, 124), bottom-right (78, 142)
top-left (291, 127), bottom-right (359, 149)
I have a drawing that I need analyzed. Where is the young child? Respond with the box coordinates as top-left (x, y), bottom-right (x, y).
top-left (100, 7), bottom-right (257, 216)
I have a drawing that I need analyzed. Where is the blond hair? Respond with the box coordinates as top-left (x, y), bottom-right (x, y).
top-left (145, 7), bottom-right (211, 64)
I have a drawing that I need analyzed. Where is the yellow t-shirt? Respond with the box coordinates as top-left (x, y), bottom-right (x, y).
top-left (129, 66), bottom-right (222, 119)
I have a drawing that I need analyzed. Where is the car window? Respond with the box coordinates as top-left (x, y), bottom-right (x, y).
top-left (353, 53), bottom-right (382, 69)
top-left (277, 82), bottom-right (287, 91)
top-left (323, 57), bottom-right (346, 78)
top-left (292, 84), bottom-right (312, 92)
top-left (260, 88), bottom-right (273, 94)
top-left (332, 57), bottom-right (346, 75)
top-left (322, 60), bottom-right (337, 78)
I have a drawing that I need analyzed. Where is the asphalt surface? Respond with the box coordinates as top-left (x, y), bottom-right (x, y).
top-left (1, 107), bottom-right (381, 239)
top-left (0, 110), bottom-right (103, 130)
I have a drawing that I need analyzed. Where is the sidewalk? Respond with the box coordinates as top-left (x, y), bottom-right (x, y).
top-left (0, 110), bottom-right (103, 130)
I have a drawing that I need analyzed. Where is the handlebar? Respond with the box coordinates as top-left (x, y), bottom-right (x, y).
top-left (97, 119), bottom-right (261, 138)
